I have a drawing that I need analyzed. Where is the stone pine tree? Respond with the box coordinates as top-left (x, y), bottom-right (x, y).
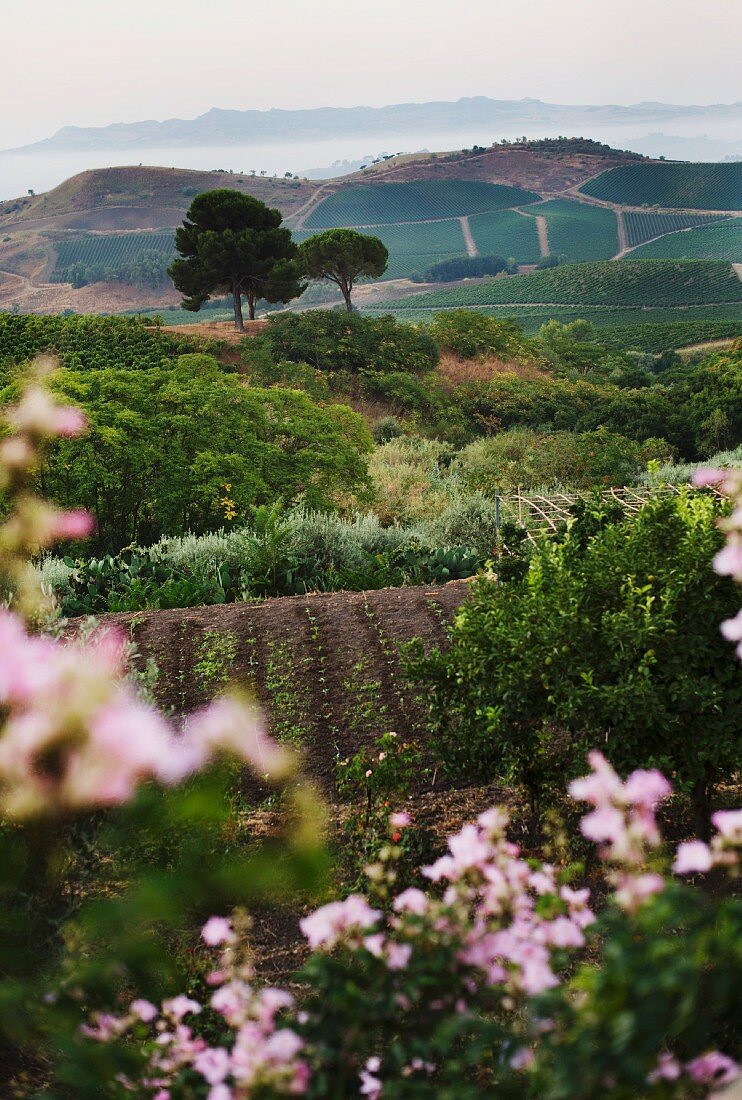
top-left (297, 228), bottom-right (388, 312)
top-left (169, 190), bottom-right (305, 331)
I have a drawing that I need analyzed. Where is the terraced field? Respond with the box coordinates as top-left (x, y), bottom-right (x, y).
top-left (623, 212), bottom-right (726, 249)
top-left (631, 219), bottom-right (742, 261)
top-left (303, 180), bottom-right (540, 228)
top-left (367, 260), bottom-right (742, 310)
top-left (580, 162), bottom-right (742, 211)
top-left (535, 200), bottom-right (618, 261)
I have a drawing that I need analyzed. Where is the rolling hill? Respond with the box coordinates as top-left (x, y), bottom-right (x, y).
top-left (1, 143), bottom-right (741, 317)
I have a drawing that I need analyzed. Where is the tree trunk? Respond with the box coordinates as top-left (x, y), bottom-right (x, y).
top-left (341, 282), bottom-right (353, 313)
top-left (232, 282), bottom-right (245, 332)
top-left (692, 778), bottom-right (712, 841)
top-left (247, 292), bottom-right (256, 321)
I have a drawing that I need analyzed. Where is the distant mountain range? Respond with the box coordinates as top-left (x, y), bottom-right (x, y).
top-left (8, 97), bottom-right (742, 154)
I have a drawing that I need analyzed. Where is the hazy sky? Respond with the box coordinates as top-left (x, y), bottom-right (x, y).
top-left (2, 0), bottom-right (741, 149)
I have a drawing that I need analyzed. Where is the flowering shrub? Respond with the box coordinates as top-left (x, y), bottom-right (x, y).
top-left (0, 362), bottom-right (325, 1096)
top-left (86, 754), bottom-right (741, 1099)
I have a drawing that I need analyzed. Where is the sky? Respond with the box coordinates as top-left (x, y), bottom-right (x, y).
top-left (2, 0), bottom-right (741, 149)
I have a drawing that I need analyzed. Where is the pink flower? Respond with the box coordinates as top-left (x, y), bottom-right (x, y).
top-left (194, 1047), bottom-right (231, 1086)
top-left (622, 769), bottom-right (671, 810)
top-left (569, 751), bottom-right (623, 805)
top-left (49, 509), bottom-right (94, 541)
top-left (386, 942), bottom-right (412, 970)
top-left (188, 697), bottom-right (292, 780)
top-left (692, 468), bottom-right (726, 487)
top-left (8, 387), bottom-right (87, 439)
top-left (393, 888), bottom-right (428, 916)
top-left (202, 917), bottom-right (236, 947)
top-left (648, 1052), bottom-right (681, 1082)
top-left (389, 811), bottom-right (410, 828)
top-left (510, 1047), bottom-right (535, 1071)
top-left (360, 1068), bottom-right (383, 1099)
top-left (686, 1051), bottom-right (739, 1086)
top-left (614, 873), bottom-right (664, 911)
top-left (363, 934), bottom-right (385, 958)
top-left (162, 996), bottom-right (201, 1021)
top-left (673, 840), bottom-right (713, 874)
top-left (714, 537), bottom-right (742, 579)
top-left (720, 608), bottom-right (742, 642)
top-left (580, 805), bottom-right (625, 844)
top-left (130, 999), bottom-right (158, 1023)
top-left (300, 895), bottom-right (380, 950)
top-left (712, 809), bottom-right (742, 844)
top-left (448, 824), bottom-right (492, 874)
top-left (207, 1088), bottom-right (232, 1100)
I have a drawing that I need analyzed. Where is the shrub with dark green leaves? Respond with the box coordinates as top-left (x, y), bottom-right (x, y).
top-left (429, 309), bottom-right (527, 359)
top-left (409, 492), bottom-right (741, 818)
top-left (261, 310), bottom-right (439, 374)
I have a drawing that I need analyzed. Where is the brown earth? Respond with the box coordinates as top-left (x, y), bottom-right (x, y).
top-left (108, 581), bottom-right (470, 793)
top-left (156, 318), bottom-right (269, 342)
top-left (92, 579), bottom-right (517, 977)
top-left (0, 166), bottom-right (316, 231)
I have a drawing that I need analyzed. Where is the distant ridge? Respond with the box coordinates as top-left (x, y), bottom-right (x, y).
top-left (8, 97), bottom-right (742, 154)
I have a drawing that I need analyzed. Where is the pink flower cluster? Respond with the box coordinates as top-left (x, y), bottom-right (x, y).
top-left (303, 804), bottom-right (595, 1008)
top-left (569, 751), bottom-right (671, 911)
top-left (673, 809), bottom-right (742, 875)
top-left (649, 1049), bottom-right (739, 1089)
top-left (84, 919), bottom-right (309, 1099)
top-left (0, 609), bottom-right (286, 818)
top-left (694, 466), bottom-right (742, 658)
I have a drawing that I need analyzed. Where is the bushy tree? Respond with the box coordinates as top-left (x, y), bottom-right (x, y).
top-left (169, 190), bottom-right (305, 330)
top-left (409, 492), bottom-right (740, 820)
top-left (261, 310), bottom-right (439, 375)
top-left (429, 309), bottom-right (527, 359)
top-left (297, 228), bottom-right (388, 312)
top-left (452, 427), bottom-right (673, 491)
top-left (22, 354), bottom-right (372, 549)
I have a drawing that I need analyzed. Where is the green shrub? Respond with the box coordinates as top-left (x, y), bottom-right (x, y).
top-left (263, 310), bottom-right (439, 374)
top-left (453, 428), bottom-right (673, 492)
top-left (429, 309), bottom-right (526, 359)
top-left (409, 492), bottom-right (741, 819)
top-left (14, 355), bottom-right (372, 551)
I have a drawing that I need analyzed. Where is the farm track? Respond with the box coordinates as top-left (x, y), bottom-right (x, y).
top-left (100, 581), bottom-right (471, 796)
top-left (460, 216), bottom-right (478, 257)
top-left (513, 207), bottom-right (550, 258)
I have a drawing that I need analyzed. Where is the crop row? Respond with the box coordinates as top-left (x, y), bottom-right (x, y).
top-left (51, 232), bottom-right (176, 276)
top-left (304, 180), bottom-right (540, 228)
top-left (536, 200), bottom-right (619, 261)
top-left (468, 210), bottom-right (540, 263)
top-left (580, 161), bottom-right (742, 211)
top-left (631, 218), bottom-right (742, 261)
top-left (623, 211), bottom-right (725, 248)
top-left (370, 260), bottom-right (742, 309)
top-left (0, 314), bottom-right (182, 372)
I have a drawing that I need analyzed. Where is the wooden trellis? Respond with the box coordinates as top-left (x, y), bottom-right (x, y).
top-left (497, 484), bottom-right (723, 542)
